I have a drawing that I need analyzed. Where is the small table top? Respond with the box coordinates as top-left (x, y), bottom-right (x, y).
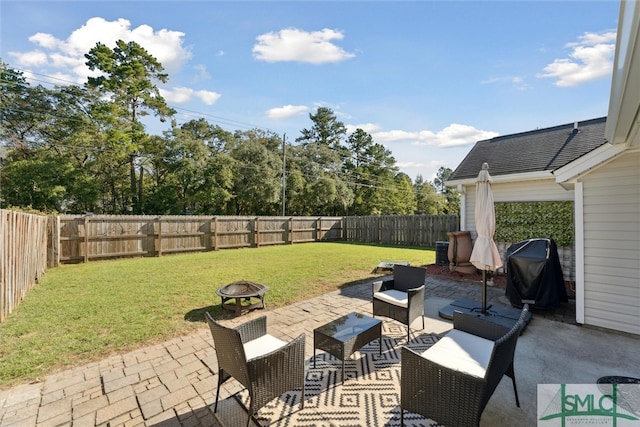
top-left (314, 312), bottom-right (381, 342)
top-left (374, 261), bottom-right (409, 273)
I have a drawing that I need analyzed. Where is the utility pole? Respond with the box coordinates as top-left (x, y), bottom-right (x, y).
top-left (281, 133), bottom-right (286, 216)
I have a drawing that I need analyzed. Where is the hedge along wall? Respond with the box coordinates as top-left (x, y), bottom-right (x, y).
top-left (494, 201), bottom-right (574, 247)
top-left (493, 201), bottom-right (575, 287)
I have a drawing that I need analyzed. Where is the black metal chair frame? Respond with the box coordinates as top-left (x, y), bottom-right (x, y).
top-left (205, 313), bottom-right (306, 427)
top-left (372, 264), bottom-right (426, 341)
top-left (400, 304), bottom-right (530, 427)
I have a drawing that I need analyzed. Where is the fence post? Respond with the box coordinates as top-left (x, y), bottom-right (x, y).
top-left (83, 215), bottom-right (89, 263)
top-left (156, 216), bottom-right (163, 257)
top-left (212, 217), bottom-right (218, 250)
top-left (254, 217), bottom-right (259, 247)
top-left (47, 215), bottom-right (60, 268)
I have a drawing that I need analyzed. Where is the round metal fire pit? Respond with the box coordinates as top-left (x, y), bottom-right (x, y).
top-left (216, 280), bottom-right (268, 316)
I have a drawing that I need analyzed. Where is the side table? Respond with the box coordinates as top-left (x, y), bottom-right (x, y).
top-left (313, 312), bottom-right (382, 382)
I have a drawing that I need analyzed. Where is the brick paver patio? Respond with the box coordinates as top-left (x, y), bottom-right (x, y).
top-left (0, 274), bottom-right (575, 427)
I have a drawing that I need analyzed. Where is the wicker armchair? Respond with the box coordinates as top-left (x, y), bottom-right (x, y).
top-left (205, 313), bottom-right (305, 427)
top-left (372, 264), bottom-right (426, 341)
top-left (400, 304), bottom-right (530, 427)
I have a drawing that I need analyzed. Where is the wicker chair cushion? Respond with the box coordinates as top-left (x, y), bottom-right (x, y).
top-left (373, 290), bottom-right (409, 308)
top-left (421, 329), bottom-right (494, 378)
top-left (244, 334), bottom-right (287, 360)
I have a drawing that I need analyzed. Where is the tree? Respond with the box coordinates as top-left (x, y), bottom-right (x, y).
top-left (0, 63), bottom-right (105, 211)
top-left (0, 62), bottom-right (52, 158)
top-left (229, 129), bottom-right (282, 215)
top-left (433, 167), bottom-right (460, 214)
top-left (85, 40), bottom-right (175, 213)
top-left (143, 121), bottom-right (235, 215)
top-left (281, 144), bottom-right (308, 215)
top-left (433, 166), bottom-right (452, 193)
top-left (414, 174), bottom-right (446, 215)
top-left (345, 128), bottom-right (398, 214)
top-left (296, 107), bottom-right (353, 214)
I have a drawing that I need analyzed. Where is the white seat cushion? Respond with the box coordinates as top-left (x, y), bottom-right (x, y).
top-left (421, 329), bottom-right (494, 378)
top-left (243, 334), bottom-right (287, 360)
top-left (373, 290), bottom-right (408, 308)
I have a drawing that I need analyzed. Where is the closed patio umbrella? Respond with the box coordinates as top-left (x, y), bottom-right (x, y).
top-left (469, 163), bottom-right (502, 314)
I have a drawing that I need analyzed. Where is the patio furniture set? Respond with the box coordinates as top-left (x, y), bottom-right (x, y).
top-left (208, 264), bottom-right (530, 427)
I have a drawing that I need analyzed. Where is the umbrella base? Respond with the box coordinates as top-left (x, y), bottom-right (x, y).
top-left (438, 298), bottom-right (532, 332)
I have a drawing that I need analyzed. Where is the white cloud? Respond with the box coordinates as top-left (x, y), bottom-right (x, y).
top-left (29, 33), bottom-right (59, 49)
top-left (538, 30), bottom-right (616, 87)
top-left (160, 87), bottom-right (221, 105)
top-left (12, 17), bottom-right (192, 82)
top-left (397, 159), bottom-right (446, 170)
top-left (195, 90), bottom-right (221, 105)
top-left (253, 28), bottom-right (355, 64)
top-left (480, 75), bottom-right (529, 91)
top-left (8, 50), bottom-right (48, 67)
top-left (192, 64), bottom-right (211, 82)
top-left (373, 123), bottom-right (499, 148)
top-left (346, 123), bottom-right (381, 134)
top-left (267, 104), bottom-right (309, 119)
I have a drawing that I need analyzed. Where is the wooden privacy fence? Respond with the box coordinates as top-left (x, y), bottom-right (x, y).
top-left (1, 212), bottom-right (461, 321)
top-left (55, 214), bottom-right (459, 264)
top-left (0, 210), bottom-right (49, 321)
top-left (57, 215), bottom-right (344, 263)
top-left (344, 215), bottom-right (459, 247)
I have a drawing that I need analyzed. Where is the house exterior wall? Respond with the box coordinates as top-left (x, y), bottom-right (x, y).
top-left (462, 178), bottom-right (575, 281)
top-left (580, 151), bottom-right (640, 335)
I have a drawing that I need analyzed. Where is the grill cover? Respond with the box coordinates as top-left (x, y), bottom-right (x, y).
top-left (505, 238), bottom-right (568, 309)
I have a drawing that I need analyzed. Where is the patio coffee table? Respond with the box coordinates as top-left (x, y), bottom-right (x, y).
top-left (313, 312), bottom-right (382, 382)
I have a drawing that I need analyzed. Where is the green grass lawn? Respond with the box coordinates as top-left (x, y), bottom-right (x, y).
top-left (0, 241), bottom-right (434, 389)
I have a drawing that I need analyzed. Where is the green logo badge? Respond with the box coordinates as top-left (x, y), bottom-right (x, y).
top-left (538, 384), bottom-right (640, 426)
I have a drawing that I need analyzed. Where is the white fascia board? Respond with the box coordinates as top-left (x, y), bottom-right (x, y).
top-left (553, 142), bottom-right (629, 183)
top-left (605, 0), bottom-right (640, 145)
top-left (446, 170), bottom-right (553, 187)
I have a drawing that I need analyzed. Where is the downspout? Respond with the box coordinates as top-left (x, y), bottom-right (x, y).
top-left (457, 184), bottom-right (467, 231)
top-left (574, 181), bottom-right (585, 325)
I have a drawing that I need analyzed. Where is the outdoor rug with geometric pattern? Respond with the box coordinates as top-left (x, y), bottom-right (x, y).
top-left (213, 321), bottom-right (441, 427)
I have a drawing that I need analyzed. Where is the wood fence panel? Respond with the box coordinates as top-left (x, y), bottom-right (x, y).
top-left (214, 216), bottom-right (253, 249)
top-left (55, 214), bottom-right (459, 264)
top-left (60, 217), bottom-right (83, 263)
top-left (255, 217), bottom-right (287, 246)
top-left (158, 216), bottom-right (209, 254)
top-left (290, 217), bottom-right (317, 243)
top-left (318, 217), bottom-right (343, 241)
top-left (344, 215), bottom-right (459, 247)
top-left (0, 210), bottom-right (49, 322)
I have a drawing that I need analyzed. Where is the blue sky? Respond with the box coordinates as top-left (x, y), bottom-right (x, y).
top-left (1, 1), bottom-right (620, 181)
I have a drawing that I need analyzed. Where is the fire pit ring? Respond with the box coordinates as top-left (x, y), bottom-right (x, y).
top-left (216, 281), bottom-right (269, 316)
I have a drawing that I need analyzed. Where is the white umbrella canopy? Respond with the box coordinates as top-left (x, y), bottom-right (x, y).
top-left (469, 163), bottom-right (502, 314)
top-left (470, 163), bottom-right (502, 272)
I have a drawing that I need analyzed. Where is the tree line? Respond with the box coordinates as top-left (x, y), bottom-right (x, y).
top-left (0, 41), bottom-right (459, 216)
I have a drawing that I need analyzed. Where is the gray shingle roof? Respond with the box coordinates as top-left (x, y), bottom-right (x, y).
top-left (449, 117), bottom-right (608, 181)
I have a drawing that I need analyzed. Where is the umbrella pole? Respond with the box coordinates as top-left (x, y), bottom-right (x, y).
top-left (482, 269), bottom-right (487, 314)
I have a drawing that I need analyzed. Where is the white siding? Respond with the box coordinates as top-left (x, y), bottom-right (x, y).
top-left (581, 151), bottom-right (640, 335)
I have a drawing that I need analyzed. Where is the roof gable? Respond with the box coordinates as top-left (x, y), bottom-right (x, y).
top-left (449, 117), bottom-right (608, 181)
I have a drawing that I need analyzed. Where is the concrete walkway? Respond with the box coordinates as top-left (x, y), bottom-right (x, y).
top-left (1, 275), bottom-right (638, 427)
